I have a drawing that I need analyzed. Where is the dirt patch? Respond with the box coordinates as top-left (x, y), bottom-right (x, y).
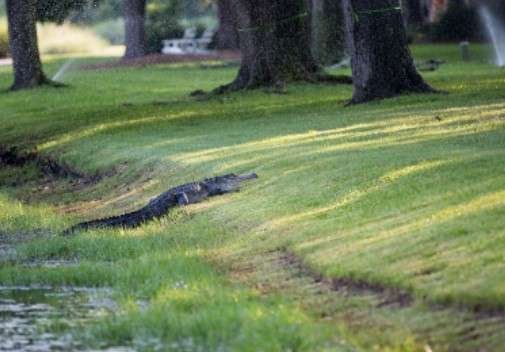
top-left (279, 249), bottom-right (505, 319)
top-left (227, 248), bottom-right (505, 351)
top-left (81, 51), bottom-right (241, 71)
top-left (0, 146), bottom-right (102, 186)
top-left (279, 249), bottom-right (413, 309)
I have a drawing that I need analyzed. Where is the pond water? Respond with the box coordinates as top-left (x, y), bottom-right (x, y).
top-left (0, 286), bottom-right (131, 352)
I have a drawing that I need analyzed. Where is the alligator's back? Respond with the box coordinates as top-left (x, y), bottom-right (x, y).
top-left (62, 173), bottom-right (257, 235)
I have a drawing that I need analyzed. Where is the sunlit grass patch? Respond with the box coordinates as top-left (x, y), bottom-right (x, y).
top-left (0, 193), bottom-right (67, 236)
top-left (0, 43), bottom-right (505, 350)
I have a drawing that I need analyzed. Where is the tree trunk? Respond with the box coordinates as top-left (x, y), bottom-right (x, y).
top-left (310, 0), bottom-right (346, 65)
top-left (216, 0), bottom-right (239, 50)
top-left (343, 0), bottom-right (435, 103)
top-left (218, 0), bottom-right (322, 91)
top-left (124, 0), bottom-right (146, 59)
top-left (6, 0), bottom-right (48, 90)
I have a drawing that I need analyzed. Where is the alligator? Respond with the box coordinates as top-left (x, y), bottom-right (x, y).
top-left (63, 172), bottom-right (258, 235)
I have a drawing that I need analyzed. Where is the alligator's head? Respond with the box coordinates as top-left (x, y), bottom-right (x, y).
top-left (204, 173), bottom-right (258, 195)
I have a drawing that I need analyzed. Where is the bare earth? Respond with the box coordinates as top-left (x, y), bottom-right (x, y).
top-left (81, 50), bottom-right (241, 70)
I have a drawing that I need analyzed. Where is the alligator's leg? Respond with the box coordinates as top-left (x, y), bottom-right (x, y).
top-left (176, 192), bottom-right (190, 206)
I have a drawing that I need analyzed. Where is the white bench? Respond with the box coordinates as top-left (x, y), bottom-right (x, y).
top-left (162, 27), bottom-right (216, 55)
top-left (195, 28), bottom-right (216, 51)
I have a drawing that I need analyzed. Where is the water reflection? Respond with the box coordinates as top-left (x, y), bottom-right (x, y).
top-left (0, 286), bottom-right (129, 352)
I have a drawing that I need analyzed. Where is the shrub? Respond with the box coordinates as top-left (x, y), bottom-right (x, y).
top-left (429, 1), bottom-right (482, 41)
top-left (146, 1), bottom-right (184, 54)
top-left (93, 18), bottom-right (125, 45)
top-left (37, 22), bottom-right (108, 55)
top-left (0, 18), bottom-right (9, 58)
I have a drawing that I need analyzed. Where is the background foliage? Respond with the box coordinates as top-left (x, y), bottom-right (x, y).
top-left (0, 17), bottom-right (8, 58)
top-left (146, 0), bottom-right (184, 53)
top-left (429, 1), bottom-right (482, 41)
top-left (36, 0), bottom-right (92, 23)
top-left (92, 18), bottom-right (124, 45)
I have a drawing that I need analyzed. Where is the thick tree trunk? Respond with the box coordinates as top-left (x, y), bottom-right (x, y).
top-left (6, 0), bottom-right (48, 90)
top-left (310, 0), bottom-right (346, 65)
top-left (123, 0), bottom-right (146, 59)
top-left (218, 0), bottom-right (323, 91)
top-left (343, 0), bottom-right (435, 103)
top-left (216, 0), bottom-right (239, 50)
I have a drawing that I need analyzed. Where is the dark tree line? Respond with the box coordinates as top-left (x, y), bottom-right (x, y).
top-left (5, 0), bottom-right (435, 103)
top-left (403, 0), bottom-right (424, 26)
top-left (215, 0), bottom-right (433, 102)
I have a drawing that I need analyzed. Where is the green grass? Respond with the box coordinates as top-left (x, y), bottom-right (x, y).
top-left (0, 44), bottom-right (505, 351)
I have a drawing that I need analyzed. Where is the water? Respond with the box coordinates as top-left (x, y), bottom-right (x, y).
top-left (0, 235), bottom-right (131, 351)
top-left (479, 6), bottom-right (505, 67)
top-left (0, 244), bottom-right (16, 262)
top-left (0, 286), bottom-right (129, 352)
top-left (51, 59), bottom-right (76, 83)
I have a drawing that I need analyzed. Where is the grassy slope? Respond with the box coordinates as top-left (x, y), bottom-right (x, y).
top-left (0, 44), bottom-right (504, 351)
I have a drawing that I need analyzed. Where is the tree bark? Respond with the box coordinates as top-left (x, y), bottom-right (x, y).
top-left (310, 0), bottom-right (346, 65)
top-left (6, 0), bottom-right (48, 90)
top-left (343, 0), bottom-right (435, 104)
top-left (216, 0), bottom-right (239, 50)
top-left (123, 0), bottom-right (146, 59)
top-left (217, 0), bottom-right (329, 92)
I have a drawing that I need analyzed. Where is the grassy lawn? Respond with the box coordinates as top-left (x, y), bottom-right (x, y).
top-left (0, 44), bottom-right (504, 351)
